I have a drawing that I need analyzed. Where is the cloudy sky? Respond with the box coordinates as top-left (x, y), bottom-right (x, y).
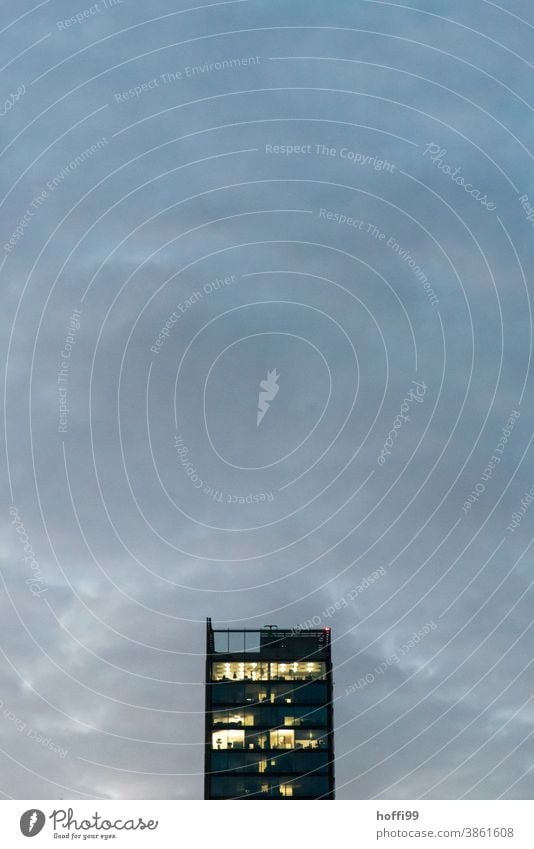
top-left (1, 0), bottom-right (533, 800)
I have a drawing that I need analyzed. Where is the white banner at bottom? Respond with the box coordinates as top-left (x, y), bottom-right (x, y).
top-left (1, 800), bottom-right (531, 848)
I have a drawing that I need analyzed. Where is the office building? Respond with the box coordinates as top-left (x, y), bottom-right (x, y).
top-left (204, 618), bottom-right (334, 799)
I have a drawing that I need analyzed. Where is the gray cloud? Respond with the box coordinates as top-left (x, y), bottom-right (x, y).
top-left (1, 0), bottom-right (533, 800)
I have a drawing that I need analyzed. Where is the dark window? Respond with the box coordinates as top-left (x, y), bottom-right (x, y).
top-left (211, 683), bottom-right (245, 705)
top-left (209, 774), bottom-right (331, 799)
top-left (213, 632), bottom-right (229, 653)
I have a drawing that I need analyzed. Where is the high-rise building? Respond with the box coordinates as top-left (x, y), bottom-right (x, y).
top-left (204, 618), bottom-right (334, 799)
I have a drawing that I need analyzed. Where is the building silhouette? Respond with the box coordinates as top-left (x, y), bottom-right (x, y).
top-left (204, 618), bottom-right (334, 799)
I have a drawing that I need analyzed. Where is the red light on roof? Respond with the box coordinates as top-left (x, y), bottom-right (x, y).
top-left (325, 627), bottom-right (331, 631)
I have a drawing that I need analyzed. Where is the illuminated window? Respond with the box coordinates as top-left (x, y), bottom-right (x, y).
top-left (212, 711), bottom-right (254, 727)
top-left (258, 760), bottom-right (267, 773)
top-left (247, 732), bottom-right (267, 750)
top-left (279, 783), bottom-right (293, 797)
top-left (283, 715), bottom-right (303, 727)
top-left (270, 729), bottom-right (294, 749)
top-left (269, 662), bottom-right (326, 681)
top-left (212, 730), bottom-right (244, 749)
top-left (212, 661), bottom-right (326, 682)
top-left (295, 731), bottom-right (325, 749)
top-left (212, 662), bottom-right (269, 681)
top-left (251, 663), bottom-right (269, 681)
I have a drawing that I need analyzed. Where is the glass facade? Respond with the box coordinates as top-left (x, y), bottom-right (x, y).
top-left (211, 660), bottom-right (326, 681)
top-left (204, 619), bottom-right (334, 799)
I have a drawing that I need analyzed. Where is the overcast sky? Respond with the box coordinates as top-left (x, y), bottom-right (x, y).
top-left (1, 0), bottom-right (533, 800)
